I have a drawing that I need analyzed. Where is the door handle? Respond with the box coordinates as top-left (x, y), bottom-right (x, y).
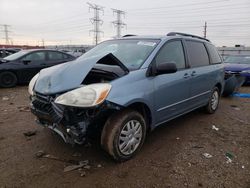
top-left (191, 71), bottom-right (197, 76)
top-left (183, 73), bottom-right (190, 79)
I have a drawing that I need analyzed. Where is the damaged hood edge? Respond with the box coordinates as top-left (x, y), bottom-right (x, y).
top-left (34, 53), bottom-right (128, 95)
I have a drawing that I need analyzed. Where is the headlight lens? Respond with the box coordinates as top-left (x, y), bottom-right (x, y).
top-left (28, 73), bottom-right (39, 95)
top-left (54, 83), bottom-right (112, 107)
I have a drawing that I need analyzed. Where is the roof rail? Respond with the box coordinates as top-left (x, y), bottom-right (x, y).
top-left (122, 34), bottom-right (137, 38)
top-left (167, 32), bottom-right (210, 42)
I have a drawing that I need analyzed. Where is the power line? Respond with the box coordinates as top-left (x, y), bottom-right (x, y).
top-left (111, 8), bottom-right (126, 38)
top-left (87, 2), bottom-right (104, 45)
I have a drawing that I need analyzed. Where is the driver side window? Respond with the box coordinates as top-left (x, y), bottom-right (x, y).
top-left (22, 52), bottom-right (46, 61)
top-left (155, 40), bottom-right (186, 69)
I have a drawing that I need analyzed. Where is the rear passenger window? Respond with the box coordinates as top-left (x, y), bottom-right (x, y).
top-left (48, 51), bottom-right (64, 61)
top-left (206, 44), bottom-right (222, 64)
top-left (155, 40), bottom-right (185, 69)
top-left (186, 41), bottom-right (209, 67)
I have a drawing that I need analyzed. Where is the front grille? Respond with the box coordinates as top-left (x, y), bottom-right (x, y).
top-left (32, 93), bottom-right (62, 123)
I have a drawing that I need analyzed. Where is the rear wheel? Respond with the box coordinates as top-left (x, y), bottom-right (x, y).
top-left (205, 87), bottom-right (220, 114)
top-left (101, 109), bottom-right (147, 162)
top-left (0, 71), bottom-right (17, 88)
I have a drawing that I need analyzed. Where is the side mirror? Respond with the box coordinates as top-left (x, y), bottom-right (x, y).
top-left (22, 60), bottom-right (31, 65)
top-left (156, 62), bottom-right (177, 75)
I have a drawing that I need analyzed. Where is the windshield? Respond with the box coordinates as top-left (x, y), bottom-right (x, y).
top-left (225, 56), bottom-right (250, 64)
top-left (79, 39), bottom-right (160, 70)
top-left (3, 50), bottom-right (30, 61)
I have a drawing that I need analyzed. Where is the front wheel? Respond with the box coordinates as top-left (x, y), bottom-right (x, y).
top-left (205, 87), bottom-right (220, 114)
top-left (101, 109), bottom-right (147, 162)
top-left (0, 71), bottom-right (17, 88)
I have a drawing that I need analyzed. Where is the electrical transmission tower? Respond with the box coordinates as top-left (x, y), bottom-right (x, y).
top-left (1, 24), bottom-right (11, 45)
top-left (87, 2), bottom-right (104, 45)
top-left (111, 9), bottom-right (126, 38)
top-left (203, 22), bottom-right (207, 39)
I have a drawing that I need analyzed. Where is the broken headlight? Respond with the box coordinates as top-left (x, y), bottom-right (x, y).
top-left (28, 73), bottom-right (39, 96)
top-left (54, 83), bottom-right (112, 107)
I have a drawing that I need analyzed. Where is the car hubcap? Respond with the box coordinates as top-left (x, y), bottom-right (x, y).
top-left (2, 75), bottom-right (13, 85)
top-left (211, 91), bottom-right (219, 110)
top-left (118, 120), bottom-right (142, 155)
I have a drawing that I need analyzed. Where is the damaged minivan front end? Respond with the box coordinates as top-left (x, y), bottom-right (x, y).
top-left (29, 53), bottom-right (128, 144)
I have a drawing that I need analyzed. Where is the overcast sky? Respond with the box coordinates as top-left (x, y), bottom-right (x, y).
top-left (0, 0), bottom-right (250, 46)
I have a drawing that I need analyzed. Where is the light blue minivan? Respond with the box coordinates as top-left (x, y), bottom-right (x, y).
top-left (29, 32), bottom-right (224, 161)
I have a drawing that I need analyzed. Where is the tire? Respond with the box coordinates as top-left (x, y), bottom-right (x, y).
top-left (101, 109), bottom-right (147, 162)
top-left (0, 71), bottom-right (17, 88)
top-left (205, 87), bottom-right (220, 114)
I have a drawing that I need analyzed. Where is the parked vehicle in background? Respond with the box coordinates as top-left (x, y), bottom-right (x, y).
top-left (224, 55), bottom-right (250, 85)
top-left (29, 32), bottom-right (224, 161)
top-left (0, 48), bottom-right (20, 59)
top-left (0, 49), bottom-right (75, 87)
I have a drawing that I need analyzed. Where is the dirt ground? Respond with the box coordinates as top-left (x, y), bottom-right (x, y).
top-left (0, 86), bottom-right (250, 188)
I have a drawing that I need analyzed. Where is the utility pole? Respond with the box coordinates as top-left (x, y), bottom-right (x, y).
top-left (203, 22), bottom-right (207, 39)
top-left (87, 2), bottom-right (104, 45)
top-left (1, 24), bottom-right (11, 45)
top-left (111, 9), bottom-right (126, 38)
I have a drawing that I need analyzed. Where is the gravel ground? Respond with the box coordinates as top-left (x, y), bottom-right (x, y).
top-left (0, 86), bottom-right (250, 188)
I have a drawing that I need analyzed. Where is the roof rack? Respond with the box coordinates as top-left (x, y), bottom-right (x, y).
top-left (122, 34), bottom-right (137, 38)
top-left (167, 32), bottom-right (210, 42)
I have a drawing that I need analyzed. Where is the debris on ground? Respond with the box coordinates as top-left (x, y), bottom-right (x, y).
top-left (23, 130), bottom-right (37, 137)
top-left (80, 171), bottom-right (86, 177)
top-left (176, 137), bottom-right (180, 140)
top-left (18, 106), bottom-right (30, 112)
top-left (230, 105), bottom-right (240, 111)
top-left (72, 152), bottom-right (82, 157)
top-left (192, 145), bottom-right (204, 149)
top-left (225, 152), bottom-right (234, 163)
top-left (242, 166), bottom-right (245, 169)
top-left (2, 96), bottom-right (9, 101)
top-left (35, 150), bottom-right (46, 158)
top-left (212, 125), bottom-right (219, 131)
top-left (203, 153), bottom-right (213, 159)
top-left (97, 164), bottom-right (102, 168)
top-left (83, 165), bottom-right (91, 170)
top-left (64, 160), bottom-right (89, 172)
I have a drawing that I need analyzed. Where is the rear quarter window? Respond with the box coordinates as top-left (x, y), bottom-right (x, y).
top-left (186, 41), bottom-right (210, 67)
top-left (206, 43), bottom-right (222, 64)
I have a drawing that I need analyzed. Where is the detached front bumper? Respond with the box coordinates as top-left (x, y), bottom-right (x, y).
top-left (30, 93), bottom-right (121, 145)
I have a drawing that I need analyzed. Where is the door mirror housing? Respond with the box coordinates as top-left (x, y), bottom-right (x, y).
top-left (22, 60), bottom-right (31, 65)
top-left (155, 62), bottom-right (177, 75)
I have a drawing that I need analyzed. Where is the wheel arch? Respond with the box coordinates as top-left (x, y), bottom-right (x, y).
top-left (125, 102), bottom-right (153, 132)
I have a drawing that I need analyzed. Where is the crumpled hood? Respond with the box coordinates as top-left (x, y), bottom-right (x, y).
top-left (34, 55), bottom-right (105, 95)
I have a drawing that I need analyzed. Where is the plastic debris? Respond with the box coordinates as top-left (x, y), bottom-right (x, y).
top-left (2, 96), bottom-right (9, 101)
top-left (203, 153), bottom-right (213, 159)
top-left (232, 93), bottom-right (250, 98)
top-left (35, 150), bottom-right (46, 158)
top-left (23, 130), bottom-right (37, 137)
top-left (18, 106), bottom-right (30, 112)
top-left (64, 160), bottom-right (89, 172)
top-left (176, 137), bottom-right (180, 140)
top-left (242, 165), bottom-right (245, 169)
top-left (225, 152), bottom-right (234, 163)
top-left (230, 105), bottom-right (240, 111)
top-left (212, 125), bottom-right (219, 131)
top-left (97, 164), bottom-right (102, 168)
